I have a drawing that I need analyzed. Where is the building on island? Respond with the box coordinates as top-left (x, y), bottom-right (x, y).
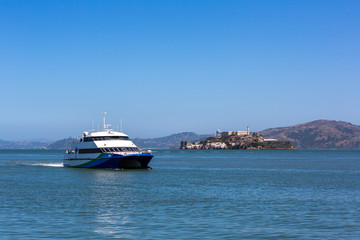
top-left (221, 126), bottom-right (250, 137)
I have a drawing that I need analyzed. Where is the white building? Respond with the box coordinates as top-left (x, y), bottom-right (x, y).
top-left (221, 126), bottom-right (250, 137)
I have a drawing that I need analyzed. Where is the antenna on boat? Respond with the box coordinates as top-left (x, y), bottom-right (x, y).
top-left (102, 112), bottom-right (112, 130)
top-left (103, 112), bottom-right (107, 130)
top-left (120, 119), bottom-right (123, 132)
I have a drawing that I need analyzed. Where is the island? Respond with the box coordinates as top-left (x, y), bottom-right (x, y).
top-left (180, 129), bottom-right (294, 150)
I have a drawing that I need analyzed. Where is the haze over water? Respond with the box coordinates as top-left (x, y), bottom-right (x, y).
top-left (1, 149), bottom-right (359, 239)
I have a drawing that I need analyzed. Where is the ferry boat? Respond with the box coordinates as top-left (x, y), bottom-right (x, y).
top-left (63, 113), bottom-right (153, 169)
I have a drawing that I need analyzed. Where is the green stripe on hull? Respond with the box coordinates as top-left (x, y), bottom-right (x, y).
top-left (96, 153), bottom-right (106, 159)
top-left (73, 153), bottom-right (105, 167)
top-left (73, 159), bottom-right (97, 167)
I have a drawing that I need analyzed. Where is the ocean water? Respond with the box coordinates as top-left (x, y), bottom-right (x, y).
top-left (0, 149), bottom-right (359, 239)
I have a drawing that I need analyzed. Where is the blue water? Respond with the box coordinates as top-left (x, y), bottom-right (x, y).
top-left (1, 149), bottom-right (359, 239)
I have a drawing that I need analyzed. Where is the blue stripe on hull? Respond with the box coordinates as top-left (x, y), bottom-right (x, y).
top-left (76, 154), bottom-right (153, 169)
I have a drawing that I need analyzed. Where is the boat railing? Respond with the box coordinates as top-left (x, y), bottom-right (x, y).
top-left (141, 149), bottom-right (152, 154)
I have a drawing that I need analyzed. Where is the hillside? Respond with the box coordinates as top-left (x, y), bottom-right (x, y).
top-left (260, 120), bottom-right (360, 149)
top-left (132, 132), bottom-right (211, 149)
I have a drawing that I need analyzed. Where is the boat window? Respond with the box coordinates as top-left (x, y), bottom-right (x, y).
top-left (79, 148), bottom-right (102, 154)
top-left (89, 136), bottom-right (130, 141)
top-left (78, 147), bottom-right (140, 154)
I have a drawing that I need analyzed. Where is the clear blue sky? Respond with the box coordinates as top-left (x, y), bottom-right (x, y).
top-left (1, 0), bottom-right (359, 140)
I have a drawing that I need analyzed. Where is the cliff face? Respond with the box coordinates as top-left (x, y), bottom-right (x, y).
top-left (260, 120), bottom-right (360, 149)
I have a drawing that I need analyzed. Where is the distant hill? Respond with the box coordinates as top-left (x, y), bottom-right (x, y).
top-left (260, 120), bottom-right (360, 149)
top-left (47, 137), bottom-right (77, 149)
top-left (132, 132), bottom-right (212, 149)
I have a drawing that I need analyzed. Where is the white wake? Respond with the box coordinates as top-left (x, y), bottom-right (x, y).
top-left (25, 162), bottom-right (64, 168)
